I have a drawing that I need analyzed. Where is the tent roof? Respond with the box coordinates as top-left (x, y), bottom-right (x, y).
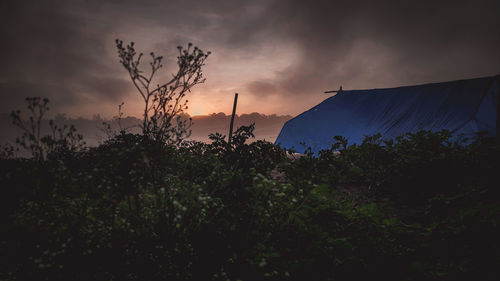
top-left (276, 75), bottom-right (500, 154)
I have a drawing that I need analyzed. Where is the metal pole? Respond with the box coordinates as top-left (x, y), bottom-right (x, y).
top-left (228, 93), bottom-right (238, 146)
top-left (324, 86), bottom-right (343, 94)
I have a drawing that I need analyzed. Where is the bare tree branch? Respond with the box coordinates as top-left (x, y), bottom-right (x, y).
top-left (116, 39), bottom-right (210, 144)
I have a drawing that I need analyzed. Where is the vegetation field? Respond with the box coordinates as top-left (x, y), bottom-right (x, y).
top-left (1, 119), bottom-right (499, 280)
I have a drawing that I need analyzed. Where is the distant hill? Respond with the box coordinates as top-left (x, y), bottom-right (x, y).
top-left (190, 112), bottom-right (292, 142)
top-left (0, 112), bottom-right (292, 147)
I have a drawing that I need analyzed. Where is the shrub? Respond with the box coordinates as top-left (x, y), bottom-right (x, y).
top-left (0, 126), bottom-right (498, 280)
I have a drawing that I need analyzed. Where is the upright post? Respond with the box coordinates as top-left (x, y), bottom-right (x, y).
top-left (324, 85), bottom-right (343, 94)
top-left (228, 93), bottom-right (238, 146)
top-left (497, 76), bottom-right (500, 139)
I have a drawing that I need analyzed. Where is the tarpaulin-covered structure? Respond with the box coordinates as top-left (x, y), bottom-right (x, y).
top-left (276, 75), bottom-right (500, 154)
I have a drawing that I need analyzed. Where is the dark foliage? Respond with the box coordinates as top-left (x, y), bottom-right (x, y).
top-left (1, 106), bottom-right (499, 280)
top-left (9, 97), bottom-right (85, 160)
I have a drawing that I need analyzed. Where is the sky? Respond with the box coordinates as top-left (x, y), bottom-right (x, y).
top-left (1, 0), bottom-right (499, 119)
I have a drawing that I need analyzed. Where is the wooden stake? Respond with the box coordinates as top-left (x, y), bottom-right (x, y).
top-left (228, 93), bottom-right (238, 146)
top-left (497, 76), bottom-right (500, 138)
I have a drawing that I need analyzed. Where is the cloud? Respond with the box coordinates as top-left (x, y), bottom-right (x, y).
top-left (0, 0), bottom-right (123, 115)
top-left (76, 77), bottom-right (135, 103)
top-left (238, 0), bottom-right (500, 98)
top-left (245, 80), bottom-right (279, 97)
top-left (0, 0), bottom-right (499, 120)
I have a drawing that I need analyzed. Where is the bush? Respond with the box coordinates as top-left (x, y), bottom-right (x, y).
top-left (1, 126), bottom-right (499, 280)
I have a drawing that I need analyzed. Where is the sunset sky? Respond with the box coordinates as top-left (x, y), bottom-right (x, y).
top-left (1, 0), bottom-right (499, 119)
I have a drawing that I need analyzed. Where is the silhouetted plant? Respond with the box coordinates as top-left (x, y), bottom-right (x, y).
top-left (116, 39), bottom-right (210, 144)
top-left (0, 143), bottom-right (17, 159)
top-left (10, 97), bottom-right (85, 160)
top-left (100, 102), bottom-right (137, 139)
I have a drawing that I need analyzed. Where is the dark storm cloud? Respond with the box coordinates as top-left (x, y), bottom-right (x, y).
top-left (240, 0), bottom-right (500, 97)
top-left (0, 0), bottom-right (270, 116)
top-left (77, 77), bottom-right (134, 102)
top-left (1, 0), bottom-right (499, 118)
top-left (245, 80), bottom-right (279, 97)
top-left (0, 0), bottom-right (123, 114)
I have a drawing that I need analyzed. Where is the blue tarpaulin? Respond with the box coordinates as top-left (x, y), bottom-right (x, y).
top-left (276, 75), bottom-right (500, 154)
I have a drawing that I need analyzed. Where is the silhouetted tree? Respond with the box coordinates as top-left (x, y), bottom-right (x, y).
top-left (116, 39), bottom-right (210, 144)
